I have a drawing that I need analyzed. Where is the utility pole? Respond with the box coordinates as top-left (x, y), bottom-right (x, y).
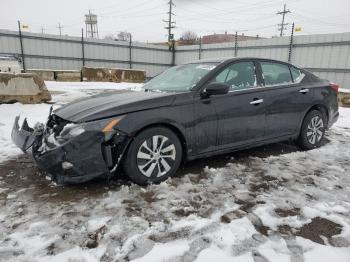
top-left (18, 20), bottom-right (26, 72)
top-left (129, 33), bottom-right (133, 69)
top-left (163, 0), bottom-right (175, 49)
top-left (57, 23), bottom-right (63, 36)
top-left (81, 28), bottom-right (85, 67)
top-left (277, 4), bottom-right (290, 37)
top-left (288, 22), bottom-right (295, 63)
top-left (198, 36), bottom-right (202, 60)
top-left (234, 31), bottom-right (238, 57)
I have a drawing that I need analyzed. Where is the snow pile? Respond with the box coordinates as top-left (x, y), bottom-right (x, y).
top-left (45, 81), bottom-right (143, 92)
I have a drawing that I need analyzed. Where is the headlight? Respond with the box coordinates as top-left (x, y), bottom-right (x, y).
top-left (57, 116), bottom-right (124, 142)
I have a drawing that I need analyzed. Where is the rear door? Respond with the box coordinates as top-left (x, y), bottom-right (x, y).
top-left (258, 60), bottom-right (313, 139)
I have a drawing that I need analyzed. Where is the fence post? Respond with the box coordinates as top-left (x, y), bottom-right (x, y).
top-left (288, 23), bottom-right (295, 63)
top-left (171, 40), bottom-right (176, 66)
top-left (234, 31), bottom-right (238, 57)
top-left (129, 33), bottom-right (132, 69)
top-left (17, 21), bottom-right (26, 72)
top-left (198, 37), bottom-right (202, 60)
top-left (81, 28), bottom-right (85, 82)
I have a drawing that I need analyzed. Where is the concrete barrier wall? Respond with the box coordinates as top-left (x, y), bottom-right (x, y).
top-left (339, 91), bottom-right (350, 107)
top-left (26, 69), bottom-right (55, 81)
top-left (27, 69), bottom-right (81, 82)
top-left (82, 67), bottom-right (146, 83)
top-left (27, 68), bottom-right (146, 83)
top-left (0, 73), bottom-right (51, 103)
top-left (55, 70), bottom-right (81, 82)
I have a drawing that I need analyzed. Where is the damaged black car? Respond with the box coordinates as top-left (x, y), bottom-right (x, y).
top-left (12, 58), bottom-right (339, 185)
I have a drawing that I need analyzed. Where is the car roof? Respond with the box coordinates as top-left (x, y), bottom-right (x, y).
top-left (188, 57), bottom-right (293, 66)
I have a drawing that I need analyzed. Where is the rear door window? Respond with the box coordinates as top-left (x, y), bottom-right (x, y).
top-left (260, 61), bottom-right (293, 86)
top-left (290, 66), bottom-right (305, 83)
top-left (211, 61), bottom-right (257, 90)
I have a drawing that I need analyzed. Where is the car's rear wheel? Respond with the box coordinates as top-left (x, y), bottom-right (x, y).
top-left (297, 110), bottom-right (326, 150)
top-left (123, 127), bottom-right (182, 185)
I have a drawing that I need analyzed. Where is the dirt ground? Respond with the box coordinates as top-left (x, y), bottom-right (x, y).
top-left (0, 140), bottom-right (350, 262)
top-left (0, 141), bottom-right (300, 204)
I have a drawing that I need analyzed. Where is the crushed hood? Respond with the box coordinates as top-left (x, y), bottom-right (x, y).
top-left (54, 90), bottom-right (176, 122)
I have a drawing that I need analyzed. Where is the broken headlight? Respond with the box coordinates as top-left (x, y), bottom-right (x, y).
top-left (57, 116), bottom-right (125, 143)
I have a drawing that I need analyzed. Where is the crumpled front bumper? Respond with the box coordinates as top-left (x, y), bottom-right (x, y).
top-left (11, 116), bottom-right (128, 184)
top-left (33, 131), bottom-right (111, 184)
top-left (11, 115), bottom-right (42, 152)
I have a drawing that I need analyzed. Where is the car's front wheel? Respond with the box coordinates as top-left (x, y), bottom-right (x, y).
top-left (297, 110), bottom-right (327, 150)
top-left (123, 127), bottom-right (182, 185)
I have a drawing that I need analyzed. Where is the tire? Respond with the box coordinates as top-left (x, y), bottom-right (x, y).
top-left (297, 110), bottom-right (326, 150)
top-left (123, 127), bottom-right (183, 185)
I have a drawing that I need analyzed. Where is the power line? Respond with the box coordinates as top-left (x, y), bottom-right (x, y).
top-left (292, 11), bottom-right (350, 27)
top-left (277, 4), bottom-right (291, 37)
top-left (176, 23), bottom-right (277, 35)
top-left (97, 0), bottom-right (156, 17)
top-left (187, 0), bottom-right (279, 16)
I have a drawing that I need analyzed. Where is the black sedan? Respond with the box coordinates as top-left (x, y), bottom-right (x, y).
top-left (12, 58), bottom-right (339, 185)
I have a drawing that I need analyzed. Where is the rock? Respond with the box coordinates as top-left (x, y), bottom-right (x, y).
top-left (220, 209), bottom-right (246, 223)
top-left (84, 238), bottom-right (98, 249)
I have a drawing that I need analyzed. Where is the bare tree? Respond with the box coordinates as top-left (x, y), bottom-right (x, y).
top-left (104, 34), bottom-right (117, 41)
top-left (181, 31), bottom-right (198, 41)
top-left (179, 31), bottom-right (198, 45)
top-left (117, 31), bottom-right (131, 41)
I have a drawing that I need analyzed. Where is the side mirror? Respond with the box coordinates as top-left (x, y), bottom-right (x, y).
top-left (203, 83), bottom-right (230, 97)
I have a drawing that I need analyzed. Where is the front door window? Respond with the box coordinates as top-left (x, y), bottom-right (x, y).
top-left (211, 61), bottom-right (257, 91)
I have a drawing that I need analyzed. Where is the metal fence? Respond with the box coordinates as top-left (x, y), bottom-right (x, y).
top-left (0, 29), bottom-right (173, 77)
top-left (0, 28), bottom-right (349, 88)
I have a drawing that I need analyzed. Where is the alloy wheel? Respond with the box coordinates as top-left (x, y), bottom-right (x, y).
top-left (136, 135), bottom-right (176, 178)
top-left (306, 116), bottom-right (324, 145)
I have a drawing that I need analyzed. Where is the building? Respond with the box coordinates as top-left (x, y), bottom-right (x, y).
top-left (202, 32), bottom-right (261, 44)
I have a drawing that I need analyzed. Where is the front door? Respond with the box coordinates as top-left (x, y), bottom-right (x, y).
top-left (194, 61), bottom-right (266, 153)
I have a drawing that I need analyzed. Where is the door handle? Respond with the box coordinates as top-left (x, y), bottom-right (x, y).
top-left (299, 88), bottom-right (309, 94)
top-left (250, 98), bottom-right (264, 105)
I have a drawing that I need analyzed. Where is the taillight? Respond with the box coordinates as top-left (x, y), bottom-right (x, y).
top-left (330, 83), bottom-right (339, 93)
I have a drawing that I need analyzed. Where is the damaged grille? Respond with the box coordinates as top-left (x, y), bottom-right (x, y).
top-left (46, 114), bottom-right (71, 136)
top-left (33, 114), bottom-right (72, 154)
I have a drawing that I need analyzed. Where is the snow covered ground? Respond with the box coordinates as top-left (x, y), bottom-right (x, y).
top-left (0, 82), bottom-right (350, 262)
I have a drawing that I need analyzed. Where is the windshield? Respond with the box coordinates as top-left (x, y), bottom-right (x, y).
top-left (143, 63), bottom-right (218, 92)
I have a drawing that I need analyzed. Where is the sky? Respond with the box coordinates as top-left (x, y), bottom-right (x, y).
top-left (0, 0), bottom-right (349, 42)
